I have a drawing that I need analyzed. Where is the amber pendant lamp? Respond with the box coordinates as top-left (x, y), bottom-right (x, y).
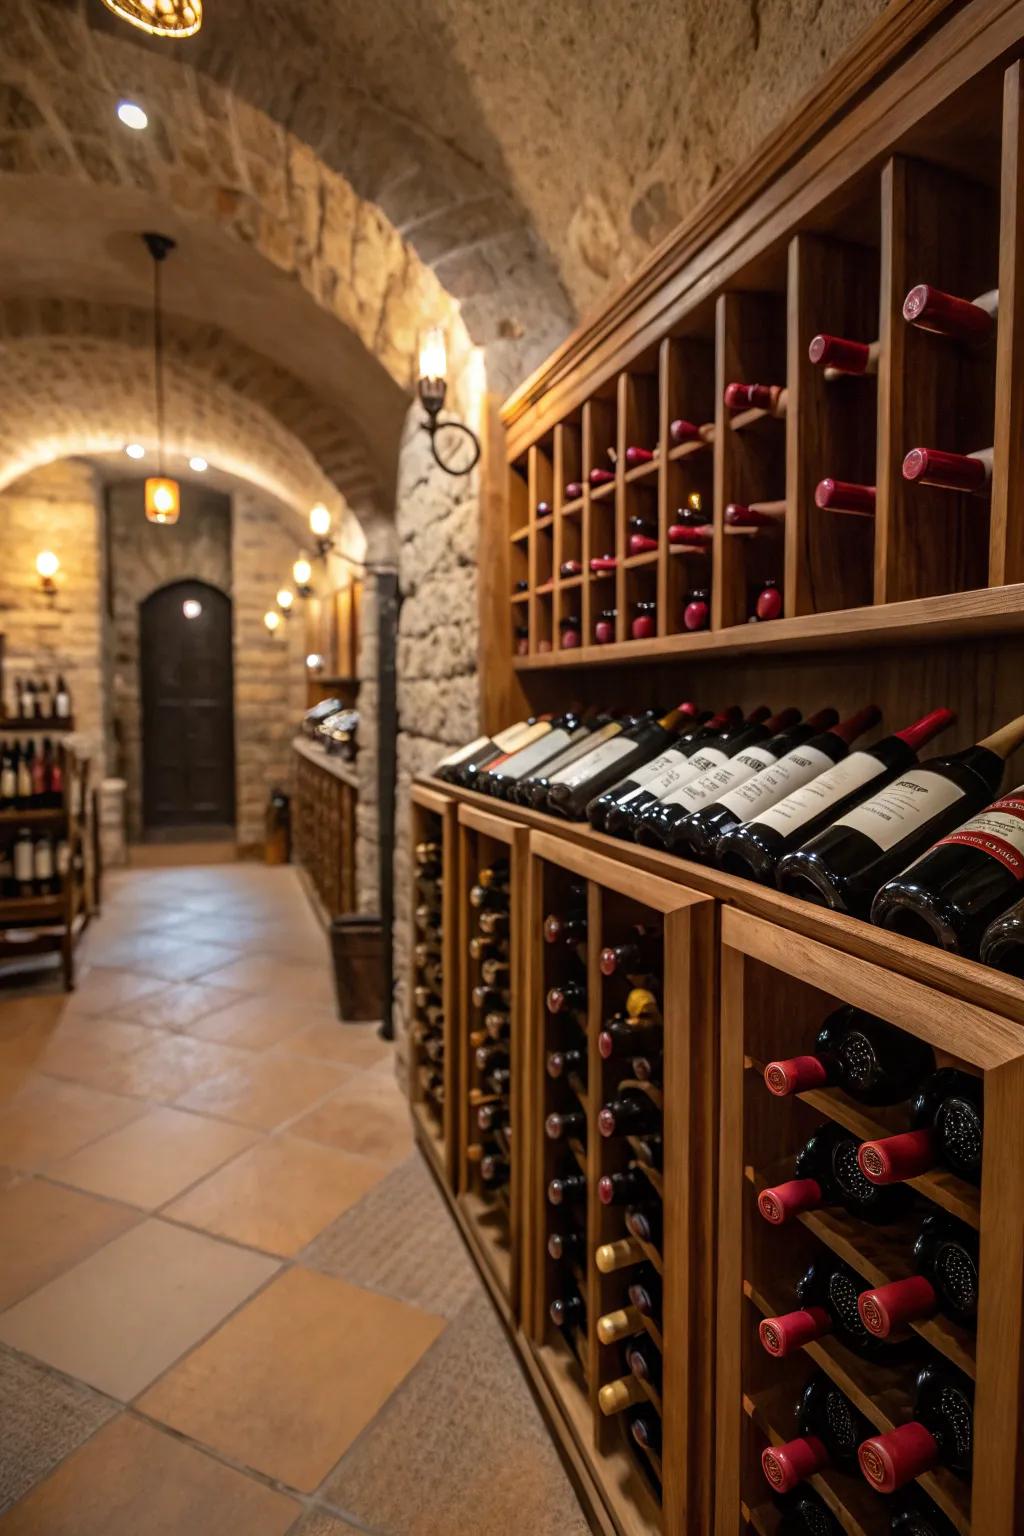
top-left (141, 232), bottom-right (181, 526)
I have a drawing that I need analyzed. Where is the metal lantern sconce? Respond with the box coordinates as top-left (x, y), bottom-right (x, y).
top-left (417, 328), bottom-right (481, 477)
top-left (35, 550), bottom-right (60, 603)
top-left (263, 609), bottom-right (282, 635)
top-left (292, 556), bottom-right (314, 598)
top-left (275, 587), bottom-right (295, 617)
top-left (309, 503), bottom-right (334, 559)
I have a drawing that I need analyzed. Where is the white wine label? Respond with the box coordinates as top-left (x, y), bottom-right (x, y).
top-left (492, 721), bottom-right (541, 753)
top-left (540, 724), bottom-right (618, 777)
top-left (550, 735), bottom-right (634, 788)
top-left (484, 721), bottom-right (554, 771)
top-left (34, 841), bottom-right (53, 881)
top-left (436, 734), bottom-right (491, 769)
top-left (717, 744), bottom-right (834, 817)
top-left (496, 727), bottom-right (572, 779)
top-left (637, 746), bottom-right (730, 805)
top-left (831, 770), bottom-right (966, 852)
top-left (661, 744), bottom-right (777, 810)
top-left (615, 746), bottom-right (693, 806)
top-left (751, 749), bottom-right (886, 837)
top-left (0, 767), bottom-right (15, 799)
top-left (13, 840), bottom-right (33, 881)
top-left (936, 794), bottom-right (1024, 879)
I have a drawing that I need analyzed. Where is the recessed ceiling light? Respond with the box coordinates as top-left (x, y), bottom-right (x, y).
top-left (116, 100), bottom-right (148, 131)
top-left (124, 442), bottom-right (145, 459)
top-left (188, 456), bottom-right (208, 472)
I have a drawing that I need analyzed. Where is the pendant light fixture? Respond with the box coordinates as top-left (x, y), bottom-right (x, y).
top-left (102, 0), bottom-right (203, 39)
top-left (142, 232), bottom-right (181, 526)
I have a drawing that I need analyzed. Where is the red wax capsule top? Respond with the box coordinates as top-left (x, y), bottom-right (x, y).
top-left (628, 534), bottom-right (659, 555)
top-left (764, 1055), bottom-right (829, 1097)
top-left (858, 1275), bottom-right (938, 1338)
top-left (725, 381), bottom-right (775, 411)
top-left (725, 503), bottom-right (777, 528)
top-left (669, 418), bottom-right (701, 444)
top-left (894, 707), bottom-right (955, 751)
top-left (815, 478), bottom-right (877, 515)
top-left (625, 446), bottom-right (655, 466)
top-left (683, 593), bottom-right (710, 631)
top-left (668, 522), bottom-right (713, 545)
top-left (590, 467), bottom-right (615, 486)
top-left (758, 1306), bottom-right (831, 1358)
top-left (808, 333), bottom-right (871, 373)
top-left (858, 1422), bottom-right (940, 1492)
top-left (757, 1177), bottom-right (823, 1225)
top-left (761, 1435), bottom-right (830, 1493)
top-left (902, 447), bottom-right (989, 492)
top-left (565, 481), bottom-right (584, 500)
top-left (858, 1129), bottom-right (936, 1184)
top-left (902, 283), bottom-right (995, 341)
top-left (756, 581), bottom-right (784, 622)
top-left (590, 554), bottom-right (618, 572)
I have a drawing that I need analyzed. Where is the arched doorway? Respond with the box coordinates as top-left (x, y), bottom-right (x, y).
top-left (139, 580), bottom-right (236, 837)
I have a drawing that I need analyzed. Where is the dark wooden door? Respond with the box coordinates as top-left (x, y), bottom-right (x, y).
top-left (140, 580), bottom-right (236, 832)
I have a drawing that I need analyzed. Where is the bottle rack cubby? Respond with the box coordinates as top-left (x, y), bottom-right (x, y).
top-left (456, 804), bottom-right (528, 1318)
top-left (408, 783), bottom-right (458, 1189)
top-left (526, 831), bottom-right (715, 1536)
top-left (504, 56), bottom-right (1024, 671)
top-left (717, 906), bottom-right (1024, 1535)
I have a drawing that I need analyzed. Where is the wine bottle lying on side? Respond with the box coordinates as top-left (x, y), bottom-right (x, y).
top-left (480, 710), bottom-right (589, 798)
top-left (757, 1121), bottom-right (914, 1226)
top-left (761, 1373), bottom-right (870, 1493)
top-left (980, 892), bottom-right (1024, 975)
top-left (595, 707), bottom-right (743, 837)
top-left (777, 711), bottom-right (1024, 916)
top-left (758, 1256), bottom-right (912, 1361)
top-left (763, 1003), bottom-right (934, 1105)
top-left (547, 705), bottom-right (696, 820)
top-left (632, 706), bottom-right (782, 847)
top-left (434, 717), bottom-right (536, 784)
top-left (857, 1067), bottom-right (983, 1187)
top-left (857, 1361), bottom-right (973, 1492)
top-left (857, 1211), bottom-right (979, 1337)
top-left (518, 713), bottom-right (630, 806)
top-left (872, 783), bottom-right (1024, 955)
top-left (587, 705), bottom-right (713, 831)
top-left (773, 1488), bottom-right (842, 1536)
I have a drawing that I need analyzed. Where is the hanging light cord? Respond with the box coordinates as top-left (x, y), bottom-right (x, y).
top-left (153, 252), bottom-right (165, 477)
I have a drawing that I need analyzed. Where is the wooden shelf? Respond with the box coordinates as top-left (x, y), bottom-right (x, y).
top-left (0, 808), bottom-right (66, 824)
top-left (622, 550), bottom-right (660, 570)
top-left (625, 459), bottom-right (660, 484)
top-left (0, 718), bottom-right (75, 733)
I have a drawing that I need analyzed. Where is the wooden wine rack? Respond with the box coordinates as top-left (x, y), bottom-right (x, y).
top-left (717, 907), bottom-right (1024, 1535)
top-left (292, 742), bottom-right (357, 920)
top-left (456, 804), bottom-right (528, 1320)
top-left (408, 783), bottom-right (458, 1188)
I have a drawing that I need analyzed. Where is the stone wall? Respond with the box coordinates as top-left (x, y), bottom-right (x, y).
top-left (105, 481), bottom-right (233, 841)
top-left (0, 460), bottom-right (104, 768)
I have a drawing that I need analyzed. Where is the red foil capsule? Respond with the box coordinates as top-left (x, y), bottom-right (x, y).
top-left (757, 1177), bottom-right (823, 1225)
top-left (625, 446), bottom-right (655, 466)
top-left (683, 593), bottom-right (710, 631)
top-left (669, 418), bottom-right (701, 444)
top-left (725, 503), bottom-right (778, 528)
top-left (808, 333), bottom-right (872, 373)
top-left (857, 1129), bottom-right (936, 1184)
top-left (902, 283), bottom-right (995, 341)
top-left (755, 581), bottom-right (784, 621)
top-left (669, 523), bottom-right (713, 546)
top-left (758, 1306), bottom-right (832, 1357)
top-left (815, 478), bottom-right (876, 515)
top-left (858, 1275), bottom-right (938, 1337)
top-left (858, 1422), bottom-right (940, 1492)
top-left (565, 481), bottom-right (584, 500)
top-left (902, 447), bottom-right (990, 493)
top-left (560, 625), bottom-right (581, 650)
top-left (763, 1055), bottom-right (829, 1097)
top-left (590, 467), bottom-right (615, 486)
top-left (628, 534), bottom-right (659, 555)
top-left (725, 381), bottom-right (776, 411)
top-left (761, 1435), bottom-right (830, 1493)
top-left (631, 604), bottom-right (656, 640)
top-left (590, 554), bottom-right (618, 573)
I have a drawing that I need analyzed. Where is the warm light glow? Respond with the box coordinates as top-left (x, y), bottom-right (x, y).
top-left (306, 653), bottom-right (325, 671)
top-left (104, 0), bottom-right (203, 39)
top-left (264, 609), bottom-right (282, 633)
top-left (309, 503), bottom-right (332, 539)
top-left (116, 99), bottom-right (149, 130)
top-left (125, 442), bottom-right (145, 460)
top-left (292, 556), bottom-right (313, 587)
top-left (188, 456), bottom-right (208, 472)
top-left (145, 476), bottom-right (181, 525)
top-left (182, 598), bottom-right (202, 620)
top-left (419, 327), bottom-right (447, 382)
top-left (276, 588), bottom-right (295, 611)
top-left (35, 551), bottom-right (59, 580)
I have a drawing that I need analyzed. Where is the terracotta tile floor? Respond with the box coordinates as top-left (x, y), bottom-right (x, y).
top-left (0, 863), bottom-right (589, 1534)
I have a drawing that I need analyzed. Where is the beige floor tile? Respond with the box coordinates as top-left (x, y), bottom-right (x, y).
top-left (138, 1267), bottom-right (444, 1492)
top-left (277, 1018), bottom-right (392, 1072)
top-left (60, 968), bottom-right (168, 1016)
top-left (0, 1180), bottom-right (140, 1311)
top-left (165, 1135), bottom-right (388, 1256)
top-left (291, 1073), bottom-right (413, 1164)
top-left (115, 941), bottom-right (244, 985)
top-left (49, 1034), bottom-right (252, 1103)
top-left (0, 1218), bottom-right (278, 1400)
top-left (0, 1414), bottom-right (297, 1535)
top-left (111, 981), bottom-right (245, 1032)
top-left (175, 1053), bottom-right (347, 1129)
top-left (0, 1078), bottom-right (145, 1172)
top-left (50, 1108), bottom-right (258, 1210)
top-left (198, 956), bottom-right (334, 1008)
top-left (35, 1018), bottom-right (157, 1084)
top-left (183, 992), bottom-right (310, 1050)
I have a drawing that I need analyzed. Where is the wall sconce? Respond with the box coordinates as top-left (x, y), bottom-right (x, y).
top-left (276, 587), bottom-right (295, 616)
top-left (145, 476), bottom-right (180, 525)
top-left (306, 653), bottom-right (325, 672)
top-left (309, 503), bottom-right (334, 559)
top-left (292, 555), bottom-right (314, 597)
top-left (263, 609), bottom-right (282, 634)
top-left (417, 327), bottom-right (481, 477)
top-left (35, 550), bottom-right (60, 602)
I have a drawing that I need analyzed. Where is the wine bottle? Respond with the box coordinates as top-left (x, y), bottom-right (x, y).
top-left (625, 707), bottom-right (771, 842)
top-left (774, 1488), bottom-right (843, 1536)
top-left (627, 1267), bottom-right (661, 1321)
top-left (902, 282), bottom-right (998, 340)
top-left (778, 712), bottom-right (1024, 915)
top-left (550, 1291), bottom-right (586, 1330)
top-left (54, 674), bottom-right (71, 719)
top-left (480, 1152), bottom-right (509, 1188)
top-left (13, 827), bottom-right (34, 897)
top-left (599, 928), bottom-right (662, 978)
top-left (638, 708), bottom-right (803, 850)
top-left (857, 1211), bottom-right (978, 1338)
top-left (483, 711), bottom-right (588, 799)
top-left (597, 1169), bottom-right (649, 1206)
top-left (625, 1204), bottom-right (662, 1248)
top-left (598, 1092), bottom-right (661, 1139)
top-left (887, 1489), bottom-right (960, 1536)
top-left (758, 1121), bottom-right (914, 1226)
top-left (670, 709), bottom-right (843, 858)
top-left (761, 1373), bottom-right (870, 1493)
top-left (902, 445), bottom-right (992, 494)
top-left (872, 784), bottom-right (1024, 955)
top-left (713, 708), bottom-right (955, 884)
top-left (814, 478), bottom-right (876, 516)
top-left (808, 332), bottom-right (880, 376)
top-left (477, 908), bottom-right (509, 938)
top-left (547, 705), bottom-right (697, 820)
top-left (435, 717), bottom-right (534, 783)
top-left (16, 742), bottom-right (33, 809)
top-left (980, 894), bottom-right (1024, 975)
top-left (521, 714), bottom-right (632, 807)
top-left (595, 1236), bottom-right (644, 1273)
top-left (548, 1170), bottom-right (586, 1205)
top-left (587, 705), bottom-right (712, 831)
top-left (0, 745), bottom-right (15, 808)
top-left (547, 1228), bottom-right (584, 1263)
top-left (598, 1375), bottom-right (647, 1416)
top-left (763, 1004), bottom-right (935, 1105)
top-left (598, 1018), bottom-right (663, 1060)
top-left (544, 1110), bottom-right (586, 1140)
top-left (629, 1410), bottom-right (662, 1456)
top-left (624, 1335), bottom-right (661, 1388)
top-left (477, 1101), bottom-right (508, 1133)
top-left (596, 1304), bottom-right (644, 1344)
top-left (758, 1256), bottom-right (903, 1361)
top-left (466, 715), bottom-right (558, 788)
top-left (724, 381), bottom-right (788, 416)
top-left (546, 978), bottom-right (586, 1016)
top-left (546, 1046), bottom-right (586, 1081)
top-left (857, 1068), bottom-right (983, 1187)
top-left (857, 1361), bottom-right (973, 1491)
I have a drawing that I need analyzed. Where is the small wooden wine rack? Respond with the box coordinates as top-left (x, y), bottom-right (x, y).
top-left (717, 907), bottom-right (1024, 1535)
top-left (408, 783), bottom-right (458, 1187)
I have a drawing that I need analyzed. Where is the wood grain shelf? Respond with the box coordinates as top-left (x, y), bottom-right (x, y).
top-left (622, 550), bottom-right (660, 570)
top-left (625, 459), bottom-right (660, 484)
top-left (0, 808), bottom-right (66, 824)
top-left (0, 718), bottom-right (75, 733)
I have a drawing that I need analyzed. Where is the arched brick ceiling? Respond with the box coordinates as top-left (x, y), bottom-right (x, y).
top-left (68, 0), bottom-right (887, 322)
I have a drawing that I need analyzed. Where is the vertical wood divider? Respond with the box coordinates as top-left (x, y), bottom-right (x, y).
top-left (582, 400), bottom-right (596, 647)
top-left (712, 294), bottom-right (731, 633)
top-left (615, 373), bottom-right (629, 643)
top-left (456, 821), bottom-right (471, 1197)
top-left (585, 878), bottom-right (606, 1437)
top-left (525, 840), bottom-right (547, 1344)
top-left (553, 425), bottom-right (566, 623)
top-left (714, 934), bottom-right (746, 1536)
top-left (991, 60), bottom-right (1024, 586)
top-left (657, 340), bottom-right (673, 635)
top-left (527, 443), bottom-right (540, 656)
